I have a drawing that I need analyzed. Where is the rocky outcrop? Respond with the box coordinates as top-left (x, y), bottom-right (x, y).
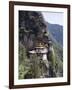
top-left (19, 11), bottom-right (63, 79)
top-left (19, 11), bottom-right (49, 50)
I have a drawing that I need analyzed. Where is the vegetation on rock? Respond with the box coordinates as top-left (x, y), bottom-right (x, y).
top-left (19, 11), bottom-right (63, 79)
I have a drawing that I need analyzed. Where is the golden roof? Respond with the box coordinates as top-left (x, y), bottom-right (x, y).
top-left (35, 42), bottom-right (45, 48)
top-left (35, 40), bottom-right (48, 48)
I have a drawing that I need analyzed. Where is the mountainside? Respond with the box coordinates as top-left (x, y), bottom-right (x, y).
top-left (47, 22), bottom-right (63, 76)
top-left (19, 11), bottom-right (63, 79)
top-left (47, 22), bottom-right (63, 61)
top-left (47, 22), bottom-right (63, 46)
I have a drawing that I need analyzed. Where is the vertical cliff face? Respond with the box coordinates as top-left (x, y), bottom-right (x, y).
top-left (19, 11), bottom-right (63, 79)
top-left (19, 11), bottom-right (46, 31)
top-left (19, 11), bottom-right (49, 50)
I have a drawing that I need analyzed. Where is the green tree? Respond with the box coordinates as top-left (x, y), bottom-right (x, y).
top-left (19, 42), bottom-right (30, 79)
top-left (29, 54), bottom-right (41, 78)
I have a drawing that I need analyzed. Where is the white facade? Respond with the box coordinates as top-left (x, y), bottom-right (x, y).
top-left (43, 54), bottom-right (47, 60)
top-left (29, 47), bottom-right (48, 61)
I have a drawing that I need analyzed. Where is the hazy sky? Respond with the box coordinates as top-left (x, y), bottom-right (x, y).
top-left (42, 12), bottom-right (63, 25)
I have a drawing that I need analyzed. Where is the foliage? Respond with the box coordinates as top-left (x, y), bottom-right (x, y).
top-left (19, 11), bottom-right (63, 78)
top-left (19, 42), bottom-right (30, 79)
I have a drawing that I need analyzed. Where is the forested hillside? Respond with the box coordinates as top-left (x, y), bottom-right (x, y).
top-left (19, 11), bottom-right (63, 79)
top-left (47, 22), bottom-right (63, 46)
